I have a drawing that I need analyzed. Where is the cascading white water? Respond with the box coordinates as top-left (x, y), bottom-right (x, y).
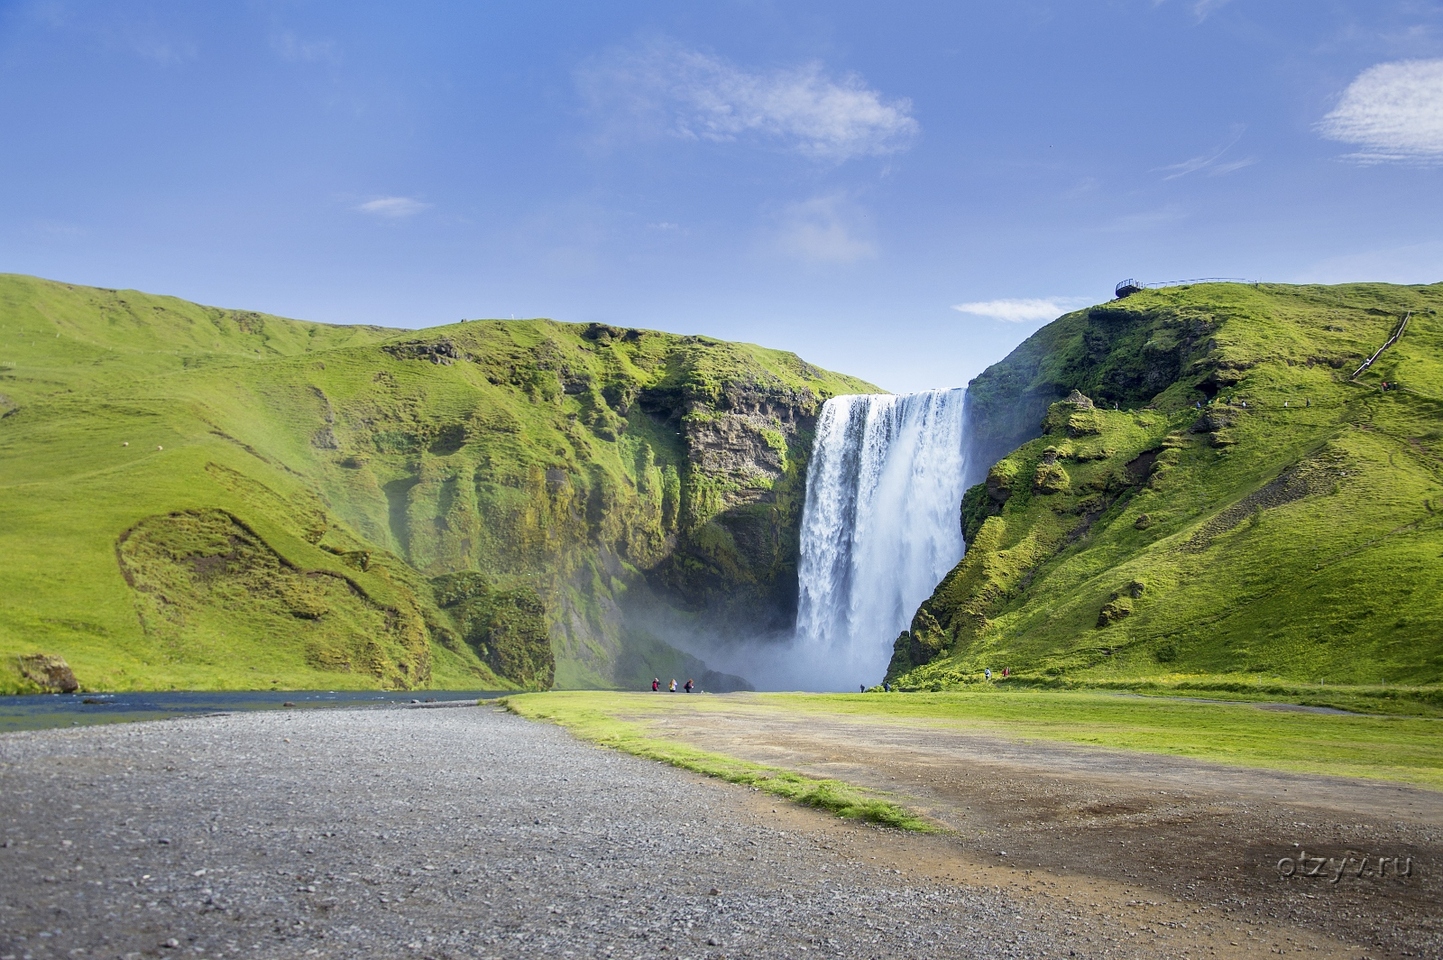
top-left (793, 389), bottom-right (968, 687)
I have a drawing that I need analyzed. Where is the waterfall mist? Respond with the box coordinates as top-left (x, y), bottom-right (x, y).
top-left (699, 390), bottom-right (968, 691)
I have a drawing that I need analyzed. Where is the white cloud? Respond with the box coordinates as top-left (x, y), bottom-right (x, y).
top-left (579, 40), bottom-right (918, 161)
top-left (1319, 59), bottom-right (1443, 163)
top-left (770, 195), bottom-right (876, 263)
top-left (1156, 126), bottom-right (1255, 180)
top-left (356, 197), bottom-right (431, 218)
top-left (951, 298), bottom-right (1085, 323)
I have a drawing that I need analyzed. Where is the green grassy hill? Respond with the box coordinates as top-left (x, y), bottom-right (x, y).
top-left (0, 275), bottom-right (875, 694)
top-left (889, 282), bottom-right (1443, 710)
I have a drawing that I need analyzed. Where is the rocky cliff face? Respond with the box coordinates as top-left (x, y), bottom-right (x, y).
top-left (959, 300), bottom-right (1224, 489)
top-left (338, 327), bottom-right (849, 688)
top-left (650, 380), bottom-right (822, 634)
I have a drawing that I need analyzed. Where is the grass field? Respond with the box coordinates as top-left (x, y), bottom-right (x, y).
top-left (508, 688), bottom-right (1443, 792)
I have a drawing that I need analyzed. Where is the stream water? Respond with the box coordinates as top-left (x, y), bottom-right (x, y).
top-left (0, 689), bottom-right (504, 733)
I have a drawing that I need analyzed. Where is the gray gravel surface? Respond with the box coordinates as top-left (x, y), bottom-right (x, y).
top-left (0, 705), bottom-right (1095, 960)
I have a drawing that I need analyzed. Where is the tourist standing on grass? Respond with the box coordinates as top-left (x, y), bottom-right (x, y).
top-left (985, 668), bottom-right (991, 681)
top-left (669, 679), bottom-right (677, 692)
top-left (684, 679), bottom-right (693, 693)
top-left (652, 677), bottom-right (659, 692)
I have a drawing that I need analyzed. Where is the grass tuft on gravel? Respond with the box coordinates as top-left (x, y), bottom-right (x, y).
top-left (503, 692), bottom-right (932, 831)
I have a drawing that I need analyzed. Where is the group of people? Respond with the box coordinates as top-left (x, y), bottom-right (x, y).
top-left (651, 677), bottom-right (694, 693)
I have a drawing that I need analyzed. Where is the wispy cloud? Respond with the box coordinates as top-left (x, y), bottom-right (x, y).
top-left (1153, 0), bottom-right (1236, 23)
top-left (769, 195), bottom-right (876, 263)
top-left (1208, 157), bottom-right (1258, 176)
top-left (951, 298), bottom-right (1086, 323)
top-left (1156, 126), bottom-right (1255, 180)
top-left (30, 219), bottom-right (87, 239)
top-left (1190, 0), bottom-right (1235, 20)
top-left (1100, 204), bottom-right (1187, 233)
top-left (31, 5), bottom-right (197, 65)
top-left (356, 197), bottom-right (431, 218)
top-left (127, 31), bottom-right (197, 65)
top-left (271, 30), bottom-right (338, 65)
top-left (578, 40), bottom-right (918, 161)
top-left (1294, 239), bottom-right (1443, 285)
top-left (1318, 59), bottom-right (1443, 163)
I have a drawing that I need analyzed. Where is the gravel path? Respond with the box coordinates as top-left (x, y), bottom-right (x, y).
top-left (0, 705), bottom-right (1124, 960)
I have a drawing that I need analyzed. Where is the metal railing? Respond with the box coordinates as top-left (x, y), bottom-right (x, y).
top-left (1351, 313), bottom-right (1410, 381)
top-left (1116, 277), bottom-right (1258, 298)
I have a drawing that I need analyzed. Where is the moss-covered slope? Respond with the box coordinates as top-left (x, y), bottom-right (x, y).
top-left (890, 282), bottom-right (1443, 696)
top-left (0, 274), bottom-right (875, 693)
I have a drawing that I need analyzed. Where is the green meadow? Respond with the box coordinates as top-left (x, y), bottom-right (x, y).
top-left (4, 276), bottom-right (1442, 705)
top-left (0, 274), bottom-right (870, 694)
top-left (891, 283), bottom-right (1443, 700)
top-left (509, 689), bottom-right (1443, 791)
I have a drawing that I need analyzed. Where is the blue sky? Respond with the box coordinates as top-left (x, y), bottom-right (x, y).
top-left (2, 1), bottom-right (1441, 391)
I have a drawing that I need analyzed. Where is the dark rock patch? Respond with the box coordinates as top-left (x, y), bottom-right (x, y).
top-left (17, 654), bottom-right (79, 693)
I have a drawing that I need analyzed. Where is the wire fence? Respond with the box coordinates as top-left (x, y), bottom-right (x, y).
top-left (1140, 277), bottom-right (1258, 288)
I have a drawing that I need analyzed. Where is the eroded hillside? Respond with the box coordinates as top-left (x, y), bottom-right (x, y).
top-left (0, 275), bottom-right (875, 693)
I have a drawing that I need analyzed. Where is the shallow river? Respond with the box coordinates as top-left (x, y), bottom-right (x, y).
top-left (0, 688), bottom-right (502, 732)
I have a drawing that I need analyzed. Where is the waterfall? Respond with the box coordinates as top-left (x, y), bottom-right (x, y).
top-left (793, 389), bottom-right (968, 687)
